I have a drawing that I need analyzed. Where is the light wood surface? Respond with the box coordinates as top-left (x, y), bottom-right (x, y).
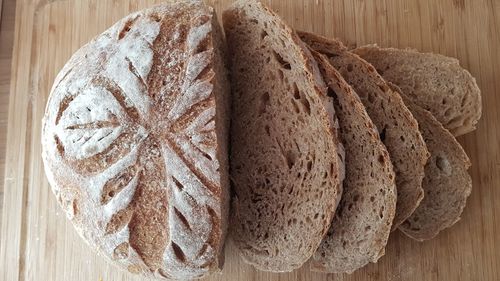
top-left (1, 0), bottom-right (499, 280)
top-left (0, 0), bottom-right (15, 244)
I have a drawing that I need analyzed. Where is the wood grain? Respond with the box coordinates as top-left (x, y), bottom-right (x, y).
top-left (0, 0), bottom-right (16, 245)
top-left (0, 0), bottom-right (499, 280)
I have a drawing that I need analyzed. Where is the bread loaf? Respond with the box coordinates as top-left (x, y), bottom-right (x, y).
top-left (388, 84), bottom-right (473, 241)
top-left (310, 51), bottom-right (397, 273)
top-left (353, 45), bottom-right (482, 137)
top-left (299, 31), bottom-right (429, 229)
top-left (41, 2), bottom-right (230, 279)
top-left (224, 0), bottom-right (343, 272)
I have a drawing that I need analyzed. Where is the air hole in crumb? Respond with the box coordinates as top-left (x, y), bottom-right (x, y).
top-left (379, 126), bottom-right (387, 142)
top-left (378, 154), bottom-right (385, 164)
top-left (250, 19), bottom-right (258, 24)
top-left (353, 194), bottom-right (360, 202)
top-left (347, 63), bottom-right (354, 72)
top-left (259, 92), bottom-right (270, 115)
top-left (261, 30), bottom-right (268, 39)
top-left (286, 151), bottom-right (297, 169)
top-left (307, 161), bottom-right (313, 171)
top-left (273, 51), bottom-right (291, 70)
top-left (327, 88), bottom-right (336, 98)
top-left (293, 83), bottom-right (300, 99)
top-left (277, 69), bottom-right (284, 80)
top-left (370, 196), bottom-right (375, 202)
top-left (264, 125), bottom-right (271, 136)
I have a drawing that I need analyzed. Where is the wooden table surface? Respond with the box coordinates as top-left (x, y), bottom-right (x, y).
top-left (0, 0), bottom-right (15, 244)
top-left (0, 0), bottom-right (499, 280)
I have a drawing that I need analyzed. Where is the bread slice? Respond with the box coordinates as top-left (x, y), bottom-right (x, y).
top-left (353, 45), bottom-right (482, 137)
top-left (223, 0), bottom-right (343, 272)
top-left (388, 83), bottom-right (473, 241)
top-left (299, 31), bottom-right (429, 229)
top-left (42, 2), bottom-right (230, 279)
top-left (310, 51), bottom-right (397, 273)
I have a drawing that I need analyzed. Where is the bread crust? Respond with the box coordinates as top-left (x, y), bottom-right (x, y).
top-left (224, 0), bottom-right (343, 272)
top-left (310, 51), bottom-right (397, 273)
top-left (300, 31), bottom-right (429, 230)
top-left (42, 2), bottom-right (230, 279)
top-left (353, 45), bottom-right (482, 137)
top-left (389, 83), bottom-right (472, 241)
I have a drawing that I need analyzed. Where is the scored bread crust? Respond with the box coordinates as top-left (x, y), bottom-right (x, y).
top-left (41, 2), bottom-right (230, 280)
top-left (224, 0), bottom-right (343, 272)
top-left (299, 31), bottom-right (429, 230)
top-left (353, 45), bottom-right (482, 137)
top-left (388, 83), bottom-right (473, 241)
top-left (310, 51), bottom-right (397, 273)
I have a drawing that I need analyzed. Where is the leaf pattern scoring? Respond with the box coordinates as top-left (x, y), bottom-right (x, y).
top-left (41, 3), bottom-right (225, 280)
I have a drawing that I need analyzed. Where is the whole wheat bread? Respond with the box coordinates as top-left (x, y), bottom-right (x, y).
top-left (353, 45), bottom-right (482, 137)
top-left (42, 2), bottom-right (230, 279)
top-left (300, 31), bottom-right (429, 229)
top-left (388, 84), bottom-right (473, 241)
top-left (224, 0), bottom-right (343, 272)
top-left (310, 51), bottom-right (397, 273)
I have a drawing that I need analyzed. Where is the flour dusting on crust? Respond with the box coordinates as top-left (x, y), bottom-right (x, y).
top-left (41, 2), bottom-right (228, 280)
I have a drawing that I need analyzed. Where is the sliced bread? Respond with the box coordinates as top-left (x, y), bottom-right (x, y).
top-left (223, 1), bottom-right (343, 272)
top-left (310, 51), bottom-right (397, 273)
top-left (353, 45), bottom-right (482, 137)
top-left (388, 83), bottom-right (473, 241)
top-left (299, 31), bottom-right (429, 229)
top-left (42, 2), bottom-right (230, 279)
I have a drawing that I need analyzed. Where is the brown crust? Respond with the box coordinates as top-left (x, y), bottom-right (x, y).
top-left (41, 2), bottom-right (229, 280)
top-left (224, 0), bottom-right (342, 272)
top-left (299, 31), bottom-right (429, 230)
top-left (389, 83), bottom-right (472, 241)
top-left (353, 45), bottom-right (482, 137)
top-left (310, 51), bottom-right (396, 273)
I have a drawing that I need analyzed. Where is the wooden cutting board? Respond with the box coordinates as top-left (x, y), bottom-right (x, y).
top-left (1, 0), bottom-right (499, 280)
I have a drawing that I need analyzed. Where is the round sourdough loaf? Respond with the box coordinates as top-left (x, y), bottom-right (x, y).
top-left (41, 2), bottom-right (230, 279)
